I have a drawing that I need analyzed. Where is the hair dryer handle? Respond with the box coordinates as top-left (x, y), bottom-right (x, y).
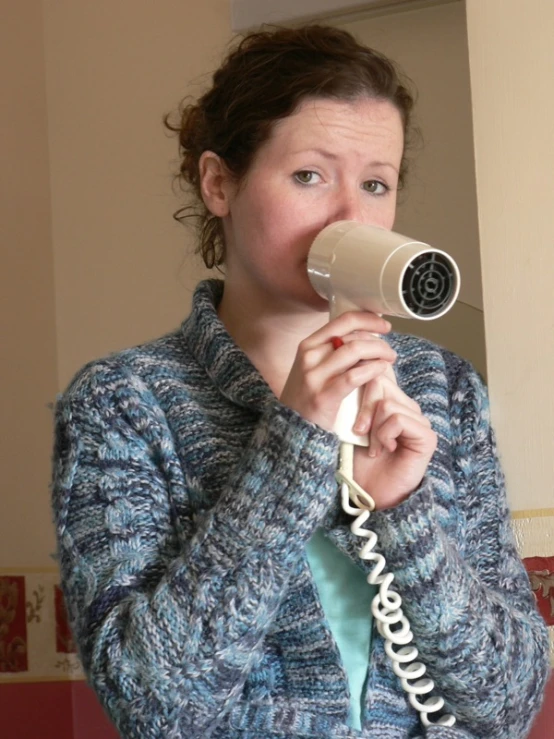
top-left (334, 387), bottom-right (370, 446)
top-left (330, 300), bottom-right (380, 447)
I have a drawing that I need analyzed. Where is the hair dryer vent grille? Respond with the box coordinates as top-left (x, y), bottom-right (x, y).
top-left (402, 252), bottom-right (456, 317)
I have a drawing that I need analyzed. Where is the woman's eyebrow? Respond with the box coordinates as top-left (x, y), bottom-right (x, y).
top-left (291, 147), bottom-right (338, 160)
top-left (369, 161), bottom-right (399, 174)
top-left (290, 147), bottom-right (398, 173)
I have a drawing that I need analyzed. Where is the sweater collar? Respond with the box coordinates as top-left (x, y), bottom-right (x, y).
top-left (180, 279), bottom-right (275, 411)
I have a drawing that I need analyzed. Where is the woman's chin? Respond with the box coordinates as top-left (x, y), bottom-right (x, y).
top-left (293, 284), bottom-right (330, 313)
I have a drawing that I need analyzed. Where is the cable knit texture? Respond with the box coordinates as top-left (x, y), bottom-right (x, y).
top-left (51, 279), bottom-right (549, 739)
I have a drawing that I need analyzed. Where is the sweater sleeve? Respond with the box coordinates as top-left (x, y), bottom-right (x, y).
top-left (52, 360), bottom-right (340, 739)
top-left (368, 360), bottom-right (550, 739)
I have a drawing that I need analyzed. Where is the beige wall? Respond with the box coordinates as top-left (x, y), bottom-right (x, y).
top-left (1, 0), bottom-right (58, 567)
top-left (465, 0), bottom-right (554, 513)
top-left (44, 0), bottom-right (230, 391)
top-left (338, 0), bottom-right (486, 378)
top-left (1, 0), bottom-right (231, 568)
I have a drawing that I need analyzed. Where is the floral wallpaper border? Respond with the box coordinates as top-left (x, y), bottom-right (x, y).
top-left (0, 570), bottom-right (83, 682)
top-left (512, 512), bottom-right (554, 665)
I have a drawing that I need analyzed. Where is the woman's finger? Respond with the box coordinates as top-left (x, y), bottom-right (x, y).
top-left (300, 311), bottom-right (391, 350)
top-left (296, 332), bottom-right (395, 373)
top-left (336, 330), bottom-right (389, 345)
top-left (330, 360), bottom-right (391, 403)
top-left (354, 368), bottom-right (399, 435)
top-left (299, 335), bottom-right (395, 379)
top-left (375, 414), bottom-right (437, 457)
top-left (368, 400), bottom-right (435, 458)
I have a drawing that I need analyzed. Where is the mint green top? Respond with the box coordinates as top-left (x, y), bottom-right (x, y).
top-left (306, 529), bottom-right (376, 731)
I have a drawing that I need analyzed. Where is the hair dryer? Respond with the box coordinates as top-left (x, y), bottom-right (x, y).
top-left (307, 220), bottom-right (461, 445)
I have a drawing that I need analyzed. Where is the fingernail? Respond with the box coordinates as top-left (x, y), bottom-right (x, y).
top-left (354, 416), bottom-right (370, 433)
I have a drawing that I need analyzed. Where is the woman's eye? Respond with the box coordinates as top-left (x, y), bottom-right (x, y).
top-left (363, 180), bottom-right (389, 195)
top-left (294, 170), bottom-right (320, 185)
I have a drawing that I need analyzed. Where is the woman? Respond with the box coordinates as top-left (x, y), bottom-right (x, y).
top-left (51, 25), bottom-right (549, 739)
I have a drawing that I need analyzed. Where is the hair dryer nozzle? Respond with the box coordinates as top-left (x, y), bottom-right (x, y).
top-left (307, 221), bottom-right (460, 320)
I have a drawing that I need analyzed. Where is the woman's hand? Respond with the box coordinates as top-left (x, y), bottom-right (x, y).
top-left (353, 374), bottom-right (437, 509)
top-left (280, 310), bottom-right (437, 510)
top-left (280, 311), bottom-right (395, 433)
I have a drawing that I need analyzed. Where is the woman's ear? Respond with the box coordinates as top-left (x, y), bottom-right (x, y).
top-left (199, 151), bottom-right (234, 217)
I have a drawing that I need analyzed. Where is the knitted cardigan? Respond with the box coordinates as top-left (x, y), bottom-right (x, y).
top-left (51, 279), bottom-right (549, 739)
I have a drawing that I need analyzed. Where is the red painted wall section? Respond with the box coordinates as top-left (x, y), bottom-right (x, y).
top-left (0, 674), bottom-right (551, 737)
top-left (71, 681), bottom-right (119, 739)
top-left (0, 681), bottom-right (74, 739)
top-left (0, 682), bottom-right (118, 739)
top-left (528, 670), bottom-right (554, 739)
top-left (72, 675), bottom-right (554, 738)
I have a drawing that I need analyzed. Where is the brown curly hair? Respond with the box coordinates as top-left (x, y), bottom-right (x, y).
top-left (164, 25), bottom-right (417, 269)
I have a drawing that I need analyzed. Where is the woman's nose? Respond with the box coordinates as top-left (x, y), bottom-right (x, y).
top-left (327, 189), bottom-right (364, 224)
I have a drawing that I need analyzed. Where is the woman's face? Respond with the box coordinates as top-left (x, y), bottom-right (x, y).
top-left (219, 96), bottom-right (404, 311)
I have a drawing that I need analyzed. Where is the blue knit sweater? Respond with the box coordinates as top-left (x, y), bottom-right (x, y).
top-left (51, 279), bottom-right (549, 739)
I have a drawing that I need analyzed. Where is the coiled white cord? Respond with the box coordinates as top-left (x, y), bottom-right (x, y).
top-left (336, 441), bottom-right (456, 729)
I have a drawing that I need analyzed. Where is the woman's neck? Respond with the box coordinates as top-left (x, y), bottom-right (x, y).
top-left (217, 280), bottom-right (329, 397)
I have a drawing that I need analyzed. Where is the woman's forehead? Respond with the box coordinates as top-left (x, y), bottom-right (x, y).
top-left (263, 97), bottom-right (404, 159)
